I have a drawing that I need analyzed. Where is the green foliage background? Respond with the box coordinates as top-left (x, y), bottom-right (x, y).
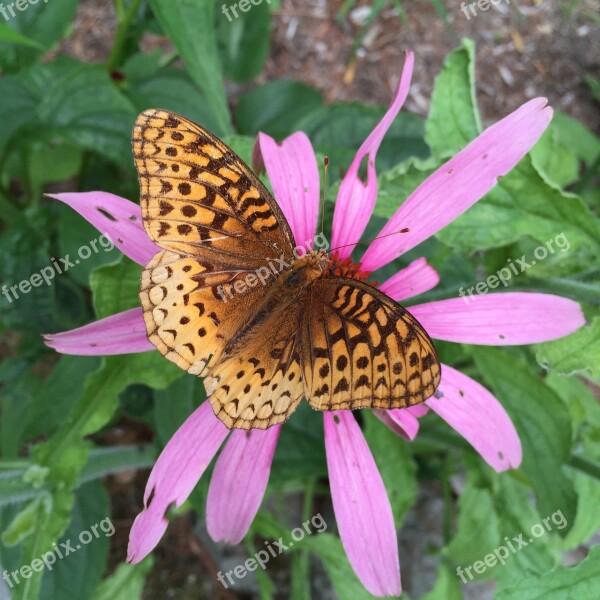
top-left (0, 2), bottom-right (599, 599)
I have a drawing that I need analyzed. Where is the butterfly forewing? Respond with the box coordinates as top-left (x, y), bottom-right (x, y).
top-left (133, 109), bottom-right (295, 267)
top-left (302, 277), bottom-right (441, 411)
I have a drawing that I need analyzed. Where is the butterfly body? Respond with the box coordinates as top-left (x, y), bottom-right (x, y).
top-left (134, 109), bottom-right (441, 430)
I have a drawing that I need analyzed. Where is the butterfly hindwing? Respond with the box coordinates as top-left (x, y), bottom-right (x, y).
top-left (140, 249), bottom-right (274, 377)
top-left (204, 301), bottom-right (305, 429)
top-left (302, 277), bottom-right (441, 411)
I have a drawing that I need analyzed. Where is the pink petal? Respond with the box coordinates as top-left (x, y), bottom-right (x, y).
top-left (331, 52), bottom-right (414, 259)
top-left (258, 132), bottom-right (320, 247)
top-left (48, 192), bottom-right (159, 266)
top-left (206, 425), bottom-right (281, 544)
top-left (409, 293), bottom-right (585, 345)
top-left (361, 98), bottom-right (553, 271)
top-left (408, 404), bottom-right (429, 418)
top-left (426, 364), bottom-right (521, 471)
top-left (324, 412), bottom-right (400, 596)
top-left (127, 401), bottom-right (228, 563)
top-left (379, 258), bottom-right (440, 303)
top-left (43, 308), bottom-right (154, 355)
top-left (374, 409), bottom-right (420, 441)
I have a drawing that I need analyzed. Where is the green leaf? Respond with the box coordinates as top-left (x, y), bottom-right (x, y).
top-left (122, 53), bottom-right (221, 133)
top-left (444, 480), bottom-right (500, 571)
top-left (149, 0), bottom-right (232, 135)
top-left (0, 471), bottom-right (40, 508)
top-left (425, 38), bottom-right (481, 159)
top-left (90, 257), bottom-right (142, 319)
top-left (236, 80), bottom-right (324, 139)
top-left (471, 348), bottom-right (577, 533)
top-left (0, 76), bottom-right (37, 158)
top-left (492, 475), bottom-right (557, 582)
top-left (436, 155), bottom-right (600, 272)
top-left (2, 494), bottom-right (50, 547)
top-left (296, 103), bottom-right (429, 180)
top-left (79, 445), bottom-right (157, 485)
top-left (26, 356), bottom-right (101, 441)
top-left (33, 60), bottom-right (137, 163)
top-left (154, 375), bottom-right (203, 445)
top-left (530, 112), bottom-right (600, 188)
top-left (301, 533), bottom-right (384, 600)
top-left (218, 0), bottom-right (271, 82)
top-left (40, 481), bottom-right (111, 600)
top-left (270, 403), bottom-right (327, 485)
top-left (421, 564), bottom-right (463, 600)
top-left (6, 487), bottom-right (74, 600)
top-left (58, 204), bottom-right (121, 286)
top-left (0, 0), bottom-right (78, 71)
top-left (0, 21), bottom-right (43, 48)
top-left (495, 545), bottom-right (600, 600)
top-left (362, 412), bottom-right (417, 526)
top-left (38, 353), bottom-right (181, 467)
top-left (92, 558), bottom-right (154, 600)
top-left (536, 318), bottom-right (600, 381)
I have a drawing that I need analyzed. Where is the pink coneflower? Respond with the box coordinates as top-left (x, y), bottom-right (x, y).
top-left (45, 52), bottom-right (584, 596)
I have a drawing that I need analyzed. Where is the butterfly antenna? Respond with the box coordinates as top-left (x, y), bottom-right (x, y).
top-left (329, 228), bottom-right (410, 253)
top-left (320, 156), bottom-right (329, 236)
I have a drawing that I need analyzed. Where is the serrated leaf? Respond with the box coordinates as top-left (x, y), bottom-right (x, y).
top-left (436, 155), bottom-right (600, 272)
top-left (536, 318), bottom-right (600, 381)
top-left (495, 545), bottom-right (600, 600)
top-left (425, 38), bottom-right (481, 159)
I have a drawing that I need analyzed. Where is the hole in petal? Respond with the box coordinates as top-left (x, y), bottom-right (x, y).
top-left (357, 154), bottom-right (370, 184)
top-left (146, 487), bottom-right (156, 508)
top-left (498, 451), bottom-right (504, 460)
top-left (333, 415), bottom-right (340, 424)
top-left (499, 334), bottom-right (506, 339)
top-left (129, 215), bottom-right (137, 221)
top-left (434, 390), bottom-right (444, 399)
top-left (97, 207), bottom-right (117, 221)
top-left (459, 390), bottom-right (464, 397)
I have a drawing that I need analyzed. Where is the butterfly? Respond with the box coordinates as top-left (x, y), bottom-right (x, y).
top-left (133, 109), bottom-right (441, 430)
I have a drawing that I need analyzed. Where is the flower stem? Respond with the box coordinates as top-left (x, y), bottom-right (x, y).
top-left (568, 454), bottom-right (600, 480)
top-left (106, 0), bottom-right (143, 72)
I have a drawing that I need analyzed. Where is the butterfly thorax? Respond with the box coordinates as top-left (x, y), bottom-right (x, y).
top-left (279, 250), bottom-right (328, 297)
